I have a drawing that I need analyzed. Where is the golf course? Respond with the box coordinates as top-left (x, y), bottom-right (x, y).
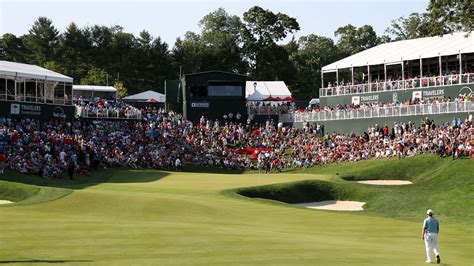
top-left (0, 154), bottom-right (473, 265)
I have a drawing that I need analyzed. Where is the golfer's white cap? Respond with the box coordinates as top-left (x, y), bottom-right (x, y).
top-left (427, 209), bottom-right (433, 215)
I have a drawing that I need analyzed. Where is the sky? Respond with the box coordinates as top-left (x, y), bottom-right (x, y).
top-left (0, 0), bottom-right (428, 48)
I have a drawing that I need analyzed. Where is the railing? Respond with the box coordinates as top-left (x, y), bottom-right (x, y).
top-left (76, 106), bottom-right (142, 120)
top-left (280, 102), bottom-right (474, 123)
top-left (248, 105), bottom-right (294, 115)
top-left (320, 73), bottom-right (474, 97)
top-left (0, 94), bottom-right (73, 105)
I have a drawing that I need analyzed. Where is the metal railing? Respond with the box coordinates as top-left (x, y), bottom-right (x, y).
top-left (76, 106), bottom-right (142, 120)
top-left (280, 102), bottom-right (474, 123)
top-left (320, 73), bottom-right (474, 97)
top-left (248, 105), bottom-right (294, 115)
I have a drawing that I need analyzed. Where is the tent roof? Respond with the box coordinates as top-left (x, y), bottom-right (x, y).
top-left (322, 32), bottom-right (473, 72)
top-left (73, 85), bottom-right (117, 92)
top-left (123, 90), bottom-right (166, 102)
top-left (183, 70), bottom-right (246, 77)
top-left (0, 60), bottom-right (73, 83)
top-left (245, 81), bottom-right (291, 101)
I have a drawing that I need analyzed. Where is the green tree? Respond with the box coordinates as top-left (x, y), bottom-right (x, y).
top-left (171, 32), bottom-right (205, 75)
top-left (132, 31), bottom-right (172, 94)
top-left (385, 13), bottom-right (432, 40)
top-left (335, 24), bottom-right (380, 56)
top-left (114, 80), bottom-right (127, 98)
top-left (0, 33), bottom-right (27, 62)
top-left (290, 35), bottom-right (342, 99)
top-left (198, 8), bottom-right (247, 73)
top-left (80, 67), bottom-right (109, 85)
top-left (23, 17), bottom-right (60, 65)
top-left (241, 6), bottom-right (300, 80)
top-left (58, 23), bottom-right (93, 81)
top-left (43, 60), bottom-right (64, 73)
top-left (427, 0), bottom-right (473, 35)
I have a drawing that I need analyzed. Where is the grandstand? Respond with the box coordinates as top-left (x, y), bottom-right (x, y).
top-left (282, 32), bottom-right (474, 133)
top-left (0, 60), bottom-right (76, 120)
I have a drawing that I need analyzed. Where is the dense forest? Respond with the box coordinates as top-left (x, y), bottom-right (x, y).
top-left (0, 1), bottom-right (471, 100)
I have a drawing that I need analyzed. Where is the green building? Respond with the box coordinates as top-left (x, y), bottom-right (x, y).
top-left (166, 71), bottom-right (247, 122)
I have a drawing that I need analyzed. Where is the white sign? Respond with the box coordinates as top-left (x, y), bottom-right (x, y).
top-left (422, 89), bottom-right (444, 98)
top-left (360, 94), bottom-right (379, 102)
top-left (351, 96), bottom-right (360, 105)
top-left (10, 104), bottom-right (20, 115)
top-left (412, 91), bottom-right (422, 100)
top-left (191, 102), bottom-right (209, 108)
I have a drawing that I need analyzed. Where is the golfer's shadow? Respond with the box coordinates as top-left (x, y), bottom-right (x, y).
top-left (0, 259), bottom-right (93, 264)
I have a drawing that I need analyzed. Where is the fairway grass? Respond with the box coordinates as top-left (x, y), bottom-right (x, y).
top-left (0, 155), bottom-right (472, 265)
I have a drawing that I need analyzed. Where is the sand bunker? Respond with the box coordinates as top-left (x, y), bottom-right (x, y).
top-left (354, 180), bottom-right (412, 185)
top-left (293, 200), bottom-right (365, 211)
top-left (0, 200), bottom-right (13, 205)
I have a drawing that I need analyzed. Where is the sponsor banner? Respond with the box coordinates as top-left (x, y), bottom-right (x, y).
top-left (422, 89), bottom-right (444, 98)
top-left (351, 96), bottom-right (360, 105)
top-left (360, 94), bottom-right (379, 103)
top-left (191, 102), bottom-right (210, 108)
top-left (0, 101), bottom-right (75, 121)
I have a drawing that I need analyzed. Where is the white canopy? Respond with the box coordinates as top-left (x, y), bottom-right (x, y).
top-left (73, 85), bottom-right (117, 93)
top-left (123, 90), bottom-right (166, 102)
top-left (0, 60), bottom-right (73, 83)
top-left (245, 81), bottom-right (292, 100)
top-left (322, 32), bottom-right (474, 72)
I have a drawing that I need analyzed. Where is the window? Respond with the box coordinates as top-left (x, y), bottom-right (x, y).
top-left (208, 85), bottom-right (242, 97)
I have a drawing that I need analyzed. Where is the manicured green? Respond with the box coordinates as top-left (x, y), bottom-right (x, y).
top-left (0, 155), bottom-right (472, 265)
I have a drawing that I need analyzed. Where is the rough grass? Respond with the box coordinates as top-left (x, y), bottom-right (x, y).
top-left (0, 180), bottom-right (40, 202)
top-left (0, 155), bottom-right (472, 265)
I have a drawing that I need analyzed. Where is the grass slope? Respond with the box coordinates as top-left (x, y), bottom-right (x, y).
top-left (290, 154), bottom-right (474, 226)
top-left (0, 155), bottom-right (472, 265)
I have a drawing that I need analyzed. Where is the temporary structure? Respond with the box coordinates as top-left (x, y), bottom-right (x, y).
top-left (123, 90), bottom-right (166, 102)
top-left (246, 81), bottom-right (292, 101)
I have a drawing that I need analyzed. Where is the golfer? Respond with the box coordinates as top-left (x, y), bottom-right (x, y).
top-left (422, 209), bottom-right (440, 264)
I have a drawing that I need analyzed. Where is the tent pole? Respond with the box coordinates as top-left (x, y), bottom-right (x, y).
top-left (384, 63), bottom-right (387, 91)
top-left (351, 66), bottom-right (354, 85)
top-left (321, 71), bottom-right (324, 89)
top-left (459, 52), bottom-right (462, 84)
top-left (419, 58), bottom-right (422, 77)
top-left (419, 58), bottom-right (423, 88)
top-left (438, 54), bottom-right (442, 76)
top-left (14, 78), bottom-right (17, 101)
top-left (367, 64), bottom-right (370, 84)
top-left (336, 68), bottom-right (339, 86)
top-left (401, 60), bottom-right (404, 89)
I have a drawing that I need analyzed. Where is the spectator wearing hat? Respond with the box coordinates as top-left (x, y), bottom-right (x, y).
top-left (422, 209), bottom-right (441, 264)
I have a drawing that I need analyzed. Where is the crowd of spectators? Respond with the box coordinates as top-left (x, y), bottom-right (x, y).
top-left (247, 101), bottom-right (295, 115)
top-left (302, 94), bottom-right (473, 114)
top-left (1, 106), bottom-right (472, 177)
top-left (74, 97), bottom-right (142, 119)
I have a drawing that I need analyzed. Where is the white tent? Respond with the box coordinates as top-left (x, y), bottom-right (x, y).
top-left (322, 32), bottom-right (473, 72)
top-left (245, 81), bottom-right (292, 101)
top-left (73, 85), bottom-right (117, 99)
top-left (0, 60), bottom-right (73, 83)
top-left (123, 90), bottom-right (166, 102)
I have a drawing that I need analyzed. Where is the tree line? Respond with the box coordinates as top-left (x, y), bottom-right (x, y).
top-left (0, 1), bottom-right (470, 100)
